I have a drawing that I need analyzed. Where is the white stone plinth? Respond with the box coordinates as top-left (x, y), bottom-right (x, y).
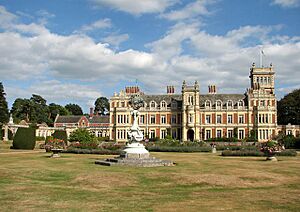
top-left (123, 143), bottom-right (150, 159)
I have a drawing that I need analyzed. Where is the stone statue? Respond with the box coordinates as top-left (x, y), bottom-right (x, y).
top-left (127, 94), bottom-right (144, 143)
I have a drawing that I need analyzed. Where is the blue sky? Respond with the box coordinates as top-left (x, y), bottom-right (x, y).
top-left (0, 0), bottom-right (300, 112)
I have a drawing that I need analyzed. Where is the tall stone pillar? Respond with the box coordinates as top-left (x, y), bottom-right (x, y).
top-left (3, 125), bottom-right (8, 141)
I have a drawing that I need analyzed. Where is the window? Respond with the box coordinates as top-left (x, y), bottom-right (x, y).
top-left (260, 100), bottom-right (265, 107)
top-left (161, 101), bottom-right (166, 108)
top-left (121, 101), bottom-right (125, 107)
top-left (150, 130), bottom-right (155, 138)
top-left (216, 101), bottom-right (222, 109)
top-left (171, 101), bottom-right (177, 108)
top-left (150, 115), bottom-right (156, 124)
top-left (206, 130), bottom-right (211, 140)
top-left (238, 130), bottom-right (244, 139)
top-left (238, 115), bottom-right (244, 124)
top-left (205, 100), bottom-right (211, 109)
top-left (206, 115), bottom-right (211, 124)
top-left (161, 115), bottom-right (166, 124)
top-left (227, 115), bottom-right (233, 124)
top-left (188, 95), bottom-right (194, 105)
top-left (171, 115), bottom-right (176, 124)
top-left (264, 77), bottom-right (267, 84)
top-left (172, 130), bottom-right (177, 139)
top-left (238, 100), bottom-right (244, 108)
top-left (216, 115), bottom-right (222, 124)
top-left (188, 114), bottom-right (194, 123)
top-left (227, 101), bottom-right (233, 109)
top-left (288, 130), bottom-right (292, 135)
top-left (150, 101), bottom-right (156, 108)
top-left (140, 115), bottom-right (145, 124)
top-left (228, 129), bottom-right (233, 138)
top-left (161, 129), bottom-right (166, 139)
top-left (216, 130), bottom-right (222, 138)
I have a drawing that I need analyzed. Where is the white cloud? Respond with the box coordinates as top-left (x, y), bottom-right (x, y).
top-left (76, 18), bottom-right (112, 33)
top-left (102, 33), bottom-right (129, 46)
top-left (91, 0), bottom-right (178, 15)
top-left (271, 0), bottom-right (300, 8)
top-left (0, 5), bottom-right (18, 28)
top-left (160, 0), bottom-right (216, 21)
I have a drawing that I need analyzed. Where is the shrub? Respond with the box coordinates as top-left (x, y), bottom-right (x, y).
top-left (146, 146), bottom-right (212, 152)
top-left (275, 149), bottom-right (297, 156)
top-left (64, 148), bottom-right (121, 155)
top-left (216, 145), bottom-right (258, 151)
top-left (69, 129), bottom-right (98, 149)
top-left (52, 130), bottom-right (68, 144)
top-left (221, 150), bottom-right (264, 157)
top-left (12, 127), bottom-right (36, 150)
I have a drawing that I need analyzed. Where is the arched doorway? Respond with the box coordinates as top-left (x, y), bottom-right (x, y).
top-left (187, 129), bottom-right (194, 141)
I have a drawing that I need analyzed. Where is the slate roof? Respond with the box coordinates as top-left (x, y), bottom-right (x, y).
top-left (199, 94), bottom-right (247, 106)
top-left (55, 116), bottom-right (82, 123)
top-left (89, 116), bottom-right (110, 124)
top-left (141, 94), bottom-right (182, 107)
top-left (140, 93), bottom-right (247, 107)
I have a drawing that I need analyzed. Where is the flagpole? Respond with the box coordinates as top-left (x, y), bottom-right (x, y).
top-left (260, 50), bottom-right (262, 68)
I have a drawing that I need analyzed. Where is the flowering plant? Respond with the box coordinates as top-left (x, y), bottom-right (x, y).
top-left (260, 140), bottom-right (283, 156)
top-left (45, 138), bottom-right (66, 151)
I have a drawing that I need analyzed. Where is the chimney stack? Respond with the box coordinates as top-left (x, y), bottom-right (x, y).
top-left (89, 107), bottom-right (94, 117)
top-left (208, 85), bottom-right (217, 94)
top-left (167, 86), bottom-right (175, 94)
top-left (125, 86), bottom-right (140, 94)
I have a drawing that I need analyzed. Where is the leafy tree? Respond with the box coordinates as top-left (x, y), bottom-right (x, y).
top-left (65, 103), bottom-right (83, 115)
top-left (11, 98), bottom-right (32, 123)
top-left (94, 97), bottom-right (109, 115)
top-left (30, 94), bottom-right (51, 124)
top-left (69, 128), bottom-right (98, 149)
top-left (48, 103), bottom-right (70, 124)
top-left (278, 89), bottom-right (300, 125)
top-left (0, 82), bottom-right (9, 124)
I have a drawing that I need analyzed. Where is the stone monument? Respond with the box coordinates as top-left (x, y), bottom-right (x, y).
top-left (95, 94), bottom-right (174, 167)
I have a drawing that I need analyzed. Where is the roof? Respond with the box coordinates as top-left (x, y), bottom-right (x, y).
top-left (140, 93), bottom-right (246, 106)
top-left (89, 116), bottom-right (110, 124)
top-left (55, 116), bottom-right (83, 123)
top-left (199, 94), bottom-right (247, 106)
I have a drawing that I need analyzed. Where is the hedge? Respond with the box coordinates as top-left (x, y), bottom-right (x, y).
top-left (221, 149), bottom-right (297, 157)
top-left (146, 146), bottom-right (212, 152)
top-left (52, 130), bottom-right (68, 144)
top-left (63, 148), bottom-right (121, 155)
top-left (12, 127), bottom-right (36, 150)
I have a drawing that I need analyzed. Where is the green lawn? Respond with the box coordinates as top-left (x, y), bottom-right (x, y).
top-left (0, 143), bottom-right (299, 211)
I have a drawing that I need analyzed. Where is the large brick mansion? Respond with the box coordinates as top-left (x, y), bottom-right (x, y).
top-left (109, 63), bottom-right (277, 142)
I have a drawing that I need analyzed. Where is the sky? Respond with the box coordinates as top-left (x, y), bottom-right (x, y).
top-left (0, 0), bottom-right (300, 112)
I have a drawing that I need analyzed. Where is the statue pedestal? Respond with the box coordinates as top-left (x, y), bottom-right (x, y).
top-left (122, 142), bottom-right (150, 159)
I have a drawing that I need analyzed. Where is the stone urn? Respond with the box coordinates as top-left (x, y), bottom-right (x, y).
top-left (51, 148), bottom-right (64, 158)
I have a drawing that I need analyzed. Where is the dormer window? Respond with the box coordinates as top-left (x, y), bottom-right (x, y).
top-left (171, 101), bottom-right (177, 109)
top-left (205, 100), bottom-right (211, 109)
top-left (238, 100), bottom-right (244, 108)
top-left (216, 100), bottom-right (222, 109)
top-left (227, 100), bottom-right (233, 109)
top-left (150, 101), bottom-right (156, 108)
top-left (161, 101), bottom-right (166, 109)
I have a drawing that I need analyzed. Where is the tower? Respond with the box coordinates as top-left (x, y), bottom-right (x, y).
top-left (181, 80), bottom-right (200, 141)
top-left (248, 62), bottom-right (277, 142)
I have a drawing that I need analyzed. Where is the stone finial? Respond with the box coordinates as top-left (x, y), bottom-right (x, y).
top-left (252, 62), bottom-right (256, 67)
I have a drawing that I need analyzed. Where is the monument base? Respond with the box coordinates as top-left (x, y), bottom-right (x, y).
top-left (95, 142), bottom-right (174, 167)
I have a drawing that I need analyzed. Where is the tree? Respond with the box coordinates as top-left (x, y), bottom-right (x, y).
top-left (48, 103), bottom-right (70, 124)
top-left (0, 82), bottom-right (9, 124)
top-left (278, 89), bottom-right (300, 125)
top-left (11, 98), bottom-right (32, 123)
top-left (94, 97), bottom-right (109, 115)
top-left (30, 94), bottom-right (51, 124)
top-left (65, 103), bottom-right (83, 115)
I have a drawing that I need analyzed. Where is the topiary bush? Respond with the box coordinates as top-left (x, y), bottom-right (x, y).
top-left (52, 130), bottom-right (68, 144)
top-left (12, 127), bottom-right (36, 150)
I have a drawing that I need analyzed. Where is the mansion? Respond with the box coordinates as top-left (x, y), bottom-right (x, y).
top-left (109, 63), bottom-right (292, 142)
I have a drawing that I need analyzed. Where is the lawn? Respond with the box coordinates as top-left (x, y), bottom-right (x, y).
top-left (0, 143), bottom-right (299, 211)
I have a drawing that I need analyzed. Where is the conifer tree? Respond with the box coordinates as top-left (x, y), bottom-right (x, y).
top-left (0, 82), bottom-right (9, 124)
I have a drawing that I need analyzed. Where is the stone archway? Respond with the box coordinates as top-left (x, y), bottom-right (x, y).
top-left (187, 129), bottom-right (194, 141)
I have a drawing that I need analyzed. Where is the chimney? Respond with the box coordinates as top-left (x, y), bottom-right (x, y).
top-left (125, 86), bottom-right (140, 94)
top-left (167, 86), bottom-right (175, 94)
top-left (208, 85), bottom-right (217, 94)
top-left (89, 107), bottom-right (94, 118)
